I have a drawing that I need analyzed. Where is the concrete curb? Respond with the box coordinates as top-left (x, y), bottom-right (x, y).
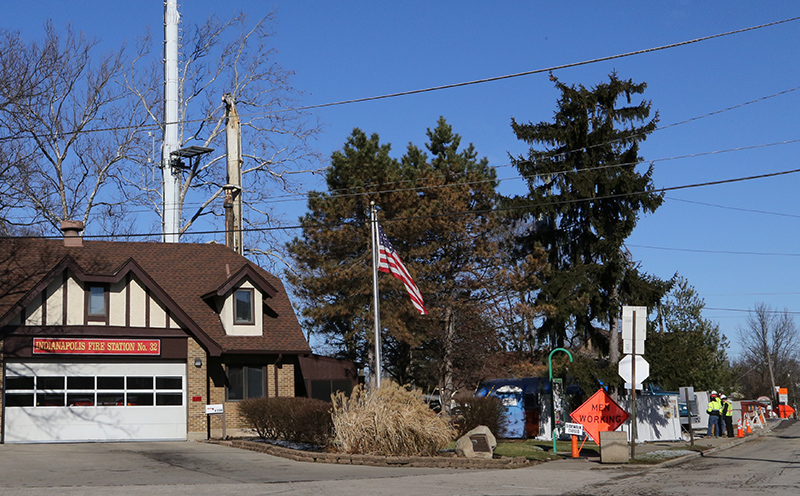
top-left (205, 439), bottom-right (533, 470)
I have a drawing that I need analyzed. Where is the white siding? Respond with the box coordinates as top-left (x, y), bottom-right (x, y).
top-left (129, 277), bottom-right (147, 327)
top-left (220, 280), bottom-right (263, 336)
top-left (109, 279), bottom-right (126, 327)
top-left (45, 277), bottom-right (63, 325)
top-left (150, 296), bottom-right (168, 328)
top-left (25, 295), bottom-right (43, 326)
top-left (66, 275), bottom-right (83, 325)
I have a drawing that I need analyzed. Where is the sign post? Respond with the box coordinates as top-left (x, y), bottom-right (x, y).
top-left (620, 305), bottom-right (647, 460)
top-left (679, 387), bottom-right (696, 446)
top-left (548, 348), bottom-right (573, 453)
top-left (206, 404), bottom-right (226, 439)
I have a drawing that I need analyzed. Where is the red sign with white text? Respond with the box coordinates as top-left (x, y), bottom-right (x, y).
top-left (32, 338), bottom-right (161, 355)
top-left (570, 389), bottom-right (630, 444)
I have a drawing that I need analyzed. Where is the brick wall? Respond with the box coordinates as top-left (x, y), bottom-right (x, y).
top-left (277, 363), bottom-right (295, 397)
top-left (186, 338), bottom-right (207, 440)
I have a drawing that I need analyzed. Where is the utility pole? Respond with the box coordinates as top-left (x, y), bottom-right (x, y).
top-left (222, 93), bottom-right (243, 254)
top-left (162, 0), bottom-right (181, 242)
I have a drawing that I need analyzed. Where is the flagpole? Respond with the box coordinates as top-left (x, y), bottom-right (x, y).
top-left (370, 201), bottom-right (382, 389)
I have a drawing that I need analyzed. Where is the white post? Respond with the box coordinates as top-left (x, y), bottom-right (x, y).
top-left (162, 0), bottom-right (181, 242)
top-left (370, 202), bottom-right (381, 388)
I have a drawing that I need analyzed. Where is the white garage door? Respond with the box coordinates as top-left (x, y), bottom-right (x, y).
top-left (4, 361), bottom-right (186, 443)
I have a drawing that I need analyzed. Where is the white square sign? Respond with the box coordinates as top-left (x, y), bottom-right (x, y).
top-left (622, 306), bottom-right (647, 341)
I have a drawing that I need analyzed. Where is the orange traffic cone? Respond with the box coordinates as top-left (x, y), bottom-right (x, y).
top-left (737, 419), bottom-right (744, 438)
top-left (746, 417), bottom-right (753, 434)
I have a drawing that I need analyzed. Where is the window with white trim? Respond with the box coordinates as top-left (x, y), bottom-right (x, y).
top-left (87, 285), bottom-right (108, 320)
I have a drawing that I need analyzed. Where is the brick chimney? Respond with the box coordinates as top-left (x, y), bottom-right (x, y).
top-left (60, 220), bottom-right (84, 247)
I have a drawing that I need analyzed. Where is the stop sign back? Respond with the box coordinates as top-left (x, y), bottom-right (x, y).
top-left (570, 389), bottom-right (630, 445)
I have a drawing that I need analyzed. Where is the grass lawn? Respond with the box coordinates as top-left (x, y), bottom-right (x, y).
top-left (491, 438), bottom-right (600, 461)
top-left (449, 437), bottom-right (714, 463)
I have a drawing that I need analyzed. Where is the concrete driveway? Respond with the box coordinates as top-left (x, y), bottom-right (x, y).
top-left (0, 441), bottom-right (456, 488)
top-left (0, 440), bottom-right (610, 496)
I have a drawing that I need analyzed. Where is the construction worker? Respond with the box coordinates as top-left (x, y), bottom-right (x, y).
top-left (707, 391), bottom-right (722, 437)
top-left (721, 394), bottom-right (734, 437)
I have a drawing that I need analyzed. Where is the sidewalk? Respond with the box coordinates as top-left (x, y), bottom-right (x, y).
top-left (566, 417), bottom-right (784, 468)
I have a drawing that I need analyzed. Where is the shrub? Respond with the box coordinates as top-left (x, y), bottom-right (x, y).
top-left (331, 382), bottom-right (455, 456)
top-left (452, 396), bottom-right (505, 438)
top-left (237, 397), bottom-right (332, 445)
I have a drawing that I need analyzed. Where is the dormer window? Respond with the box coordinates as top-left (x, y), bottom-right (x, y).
top-left (87, 285), bottom-right (108, 321)
top-left (234, 289), bottom-right (254, 324)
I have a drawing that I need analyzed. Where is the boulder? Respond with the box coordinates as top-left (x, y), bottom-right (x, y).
top-left (455, 425), bottom-right (497, 459)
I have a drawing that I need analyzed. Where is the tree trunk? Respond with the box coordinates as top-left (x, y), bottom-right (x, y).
top-left (609, 286), bottom-right (620, 365)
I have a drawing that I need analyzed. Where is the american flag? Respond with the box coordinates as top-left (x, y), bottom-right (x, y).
top-left (377, 223), bottom-right (427, 315)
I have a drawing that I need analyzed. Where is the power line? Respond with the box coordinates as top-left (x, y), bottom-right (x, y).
top-left (704, 291), bottom-right (800, 296)
top-left (627, 244), bottom-right (800, 257)
top-left (290, 17), bottom-right (800, 112)
top-left (705, 307), bottom-right (800, 315)
top-left (1, 16), bottom-right (797, 143)
top-left (10, 164), bottom-right (800, 241)
top-left (666, 196), bottom-right (800, 220)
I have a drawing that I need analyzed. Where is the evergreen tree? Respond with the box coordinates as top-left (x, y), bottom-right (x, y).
top-left (507, 73), bottom-right (663, 359)
top-left (646, 276), bottom-right (730, 391)
top-left (287, 119), bottom-right (524, 400)
top-left (286, 129), bottom-right (414, 366)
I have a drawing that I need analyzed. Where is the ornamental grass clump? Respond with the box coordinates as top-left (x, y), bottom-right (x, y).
top-left (331, 382), bottom-right (454, 456)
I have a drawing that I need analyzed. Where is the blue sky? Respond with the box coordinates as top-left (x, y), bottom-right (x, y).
top-left (5, 2), bottom-right (800, 359)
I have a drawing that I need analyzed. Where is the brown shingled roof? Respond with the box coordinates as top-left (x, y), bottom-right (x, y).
top-left (0, 238), bottom-right (310, 356)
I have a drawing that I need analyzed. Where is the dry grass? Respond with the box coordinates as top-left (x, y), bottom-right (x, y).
top-left (331, 382), bottom-right (455, 456)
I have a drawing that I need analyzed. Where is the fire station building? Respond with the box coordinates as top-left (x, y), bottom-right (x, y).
top-left (0, 223), bottom-right (312, 443)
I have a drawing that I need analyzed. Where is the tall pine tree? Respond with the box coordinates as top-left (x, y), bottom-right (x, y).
top-left (507, 73), bottom-right (663, 360)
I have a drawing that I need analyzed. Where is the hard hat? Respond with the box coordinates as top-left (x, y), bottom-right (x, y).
top-left (721, 394), bottom-right (727, 399)
top-left (711, 390), bottom-right (718, 395)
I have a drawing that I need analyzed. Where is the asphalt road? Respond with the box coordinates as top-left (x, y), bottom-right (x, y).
top-left (0, 421), bottom-right (796, 495)
top-left (565, 419), bottom-right (800, 496)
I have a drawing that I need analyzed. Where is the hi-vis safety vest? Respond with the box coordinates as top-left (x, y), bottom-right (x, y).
top-left (723, 400), bottom-right (733, 416)
top-left (708, 398), bottom-right (721, 415)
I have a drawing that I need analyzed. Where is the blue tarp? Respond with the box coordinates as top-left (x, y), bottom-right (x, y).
top-left (475, 377), bottom-right (581, 439)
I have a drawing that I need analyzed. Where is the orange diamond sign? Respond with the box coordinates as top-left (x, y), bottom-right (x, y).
top-left (570, 389), bottom-right (630, 445)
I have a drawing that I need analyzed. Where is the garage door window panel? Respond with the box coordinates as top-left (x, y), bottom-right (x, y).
top-left (6, 394), bottom-right (34, 407)
top-left (98, 376), bottom-right (124, 389)
top-left (6, 376), bottom-right (34, 390)
top-left (97, 393), bottom-right (124, 406)
top-left (126, 393), bottom-right (154, 406)
top-left (127, 377), bottom-right (154, 389)
top-left (67, 376), bottom-right (94, 389)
